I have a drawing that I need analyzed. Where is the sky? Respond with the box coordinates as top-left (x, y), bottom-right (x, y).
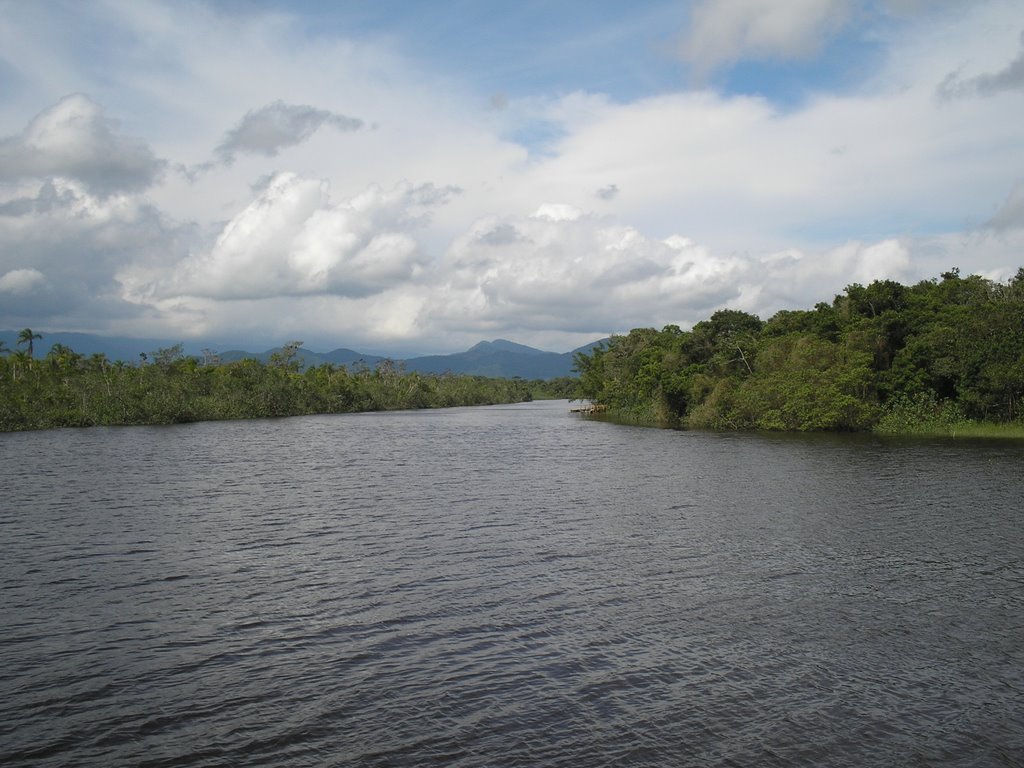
top-left (1, 0), bottom-right (1022, 356)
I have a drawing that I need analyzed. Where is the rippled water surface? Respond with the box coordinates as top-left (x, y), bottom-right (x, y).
top-left (2, 400), bottom-right (1023, 767)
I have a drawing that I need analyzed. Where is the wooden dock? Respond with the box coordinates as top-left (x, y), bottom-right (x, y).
top-left (569, 403), bottom-right (608, 415)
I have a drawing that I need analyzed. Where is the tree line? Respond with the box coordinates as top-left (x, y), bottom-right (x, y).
top-left (572, 268), bottom-right (1024, 433)
top-left (0, 337), bottom-right (555, 431)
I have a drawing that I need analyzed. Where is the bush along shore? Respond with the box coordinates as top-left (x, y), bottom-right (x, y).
top-left (571, 268), bottom-right (1024, 437)
top-left (0, 338), bottom-right (579, 432)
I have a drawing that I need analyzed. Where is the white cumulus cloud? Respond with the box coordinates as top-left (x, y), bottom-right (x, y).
top-left (0, 95), bottom-right (165, 195)
top-left (426, 210), bottom-right (745, 337)
top-left (0, 268), bottom-right (45, 294)
top-left (138, 173), bottom-right (456, 302)
top-left (398, 207), bottom-right (934, 353)
top-left (0, 1), bottom-right (1021, 353)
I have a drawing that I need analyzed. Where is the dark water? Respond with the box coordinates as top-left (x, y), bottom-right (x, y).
top-left (2, 400), bottom-right (1023, 767)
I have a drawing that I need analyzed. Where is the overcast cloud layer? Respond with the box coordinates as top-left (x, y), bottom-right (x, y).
top-left (0, 0), bottom-right (1022, 354)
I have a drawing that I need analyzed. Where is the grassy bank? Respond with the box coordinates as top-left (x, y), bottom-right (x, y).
top-left (578, 402), bottom-right (1024, 439)
top-left (874, 420), bottom-right (1024, 439)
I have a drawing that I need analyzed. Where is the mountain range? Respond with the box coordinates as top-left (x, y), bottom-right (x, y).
top-left (0, 331), bottom-right (605, 380)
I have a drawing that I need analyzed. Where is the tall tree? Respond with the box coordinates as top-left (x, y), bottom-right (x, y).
top-left (17, 328), bottom-right (42, 358)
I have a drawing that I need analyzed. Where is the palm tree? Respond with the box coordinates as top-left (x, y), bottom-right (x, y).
top-left (0, 340), bottom-right (8, 356)
top-left (17, 328), bottom-right (42, 359)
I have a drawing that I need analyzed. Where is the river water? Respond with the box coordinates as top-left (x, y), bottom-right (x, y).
top-left (2, 400), bottom-right (1023, 767)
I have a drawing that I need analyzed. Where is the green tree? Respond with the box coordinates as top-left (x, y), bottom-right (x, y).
top-left (47, 343), bottom-right (83, 372)
top-left (731, 334), bottom-right (877, 431)
top-left (685, 309), bottom-right (763, 368)
top-left (17, 328), bottom-right (42, 358)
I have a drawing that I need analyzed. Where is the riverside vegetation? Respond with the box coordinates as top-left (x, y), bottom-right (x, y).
top-left (572, 268), bottom-right (1024, 436)
top-left (3, 269), bottom-right (1020, 435)
top-left (0, 338), bottom-right (581, 431)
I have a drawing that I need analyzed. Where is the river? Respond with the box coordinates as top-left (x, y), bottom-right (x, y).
top-left (2, 400), bottom-right (1022, 766)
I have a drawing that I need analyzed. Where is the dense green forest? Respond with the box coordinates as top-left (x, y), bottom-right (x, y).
top-left (0, 337), bottom-right (572, 431)
top-left (573, 268), bottom-right (1024, 434)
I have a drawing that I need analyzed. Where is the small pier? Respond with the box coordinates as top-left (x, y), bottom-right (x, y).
top-left (569, 403), bottom-right (608, 415)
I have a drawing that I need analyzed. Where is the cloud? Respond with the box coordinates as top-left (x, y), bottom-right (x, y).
top-left (0, 178), bottom-right (188, 332)
top-left (679, 0), bottom-right (852, 77)
top-left (214, 100), bottom-right (365, 164)
top-left (428, 211), bottom-right (747, 336)
top-left (0, 94), bottom-right (165, 195)
top-left (114, 197), bottom-right (996, 354)
top-left (418, 209), bottom-right (926, 350)
top-left (520, 51), bottom-right (1024, 255)
top-left (0, 268), bottom-right (45, 294)
top-left (986, 182), bottom-right (1024, 232)
top-left (476, 223), bottom-right (525, 246)
top-left (937, 31), bottom-right (1024, 99)
top-left (0, 0), bottom-right (1022, 353)
top-left (131, 173), bottom-right (457, 302)
top-left (531, 203), bottom-right (584, 222)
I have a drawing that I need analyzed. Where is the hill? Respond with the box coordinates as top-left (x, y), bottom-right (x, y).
top-left (403, 338), bottom-right (601, 379)
top-left (0, 331), bottom-right (607, 380)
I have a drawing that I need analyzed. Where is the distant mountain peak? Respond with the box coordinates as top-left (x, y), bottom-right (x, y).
top-left (468, 339), bottom-right (545, 356)
top-left (1, 330), bottom-right (604, 379)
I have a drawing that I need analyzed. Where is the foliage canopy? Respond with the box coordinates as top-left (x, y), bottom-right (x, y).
top-left (0, 340), bottom-right (542, 431)
top-left (572, 269), bottom-right (1024, 432)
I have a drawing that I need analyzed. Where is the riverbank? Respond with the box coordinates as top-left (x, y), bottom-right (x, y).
top-left (875, 421), bottom-right (1024, 439)
top-left (573, 404), bottom-right (1024, 439)
top-left (571, 270), bottom-right (1024, 436)
top-left (0, 355), bottom-right (542, 432)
